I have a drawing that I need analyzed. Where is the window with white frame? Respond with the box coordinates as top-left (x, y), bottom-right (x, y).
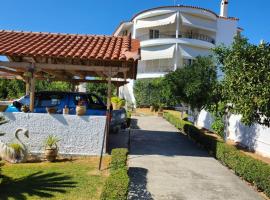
top-left (149, 29), bottom-right (160, 39)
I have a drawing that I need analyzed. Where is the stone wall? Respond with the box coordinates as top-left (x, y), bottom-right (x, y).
top-left (0, 112), bottom-right (106, 155)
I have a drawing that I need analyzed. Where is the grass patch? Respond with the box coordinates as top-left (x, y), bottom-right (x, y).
top-left (164, 110), bottom-right (188, 119)
top-left (164, 112), bottom-right (270, 198)
top-left (0, 157), bottom-right (110, 200)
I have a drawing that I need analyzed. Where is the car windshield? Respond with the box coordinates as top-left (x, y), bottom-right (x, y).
top-left (35, 94), bottom-right (64, 107)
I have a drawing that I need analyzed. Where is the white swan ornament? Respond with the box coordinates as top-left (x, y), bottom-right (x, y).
top-left (0, 128), bottom-right (29, 163)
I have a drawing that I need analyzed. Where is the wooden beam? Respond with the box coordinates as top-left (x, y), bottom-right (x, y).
top-left (0, 61), bottom-right (130, 73)
top-left (0, 67), bottom-right (23, 76)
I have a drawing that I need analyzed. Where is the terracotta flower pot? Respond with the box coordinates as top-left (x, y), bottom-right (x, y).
top-left (112, 102), bottom-right (120, 110)
top-left (76, 105), bottom-right (86, 116)
top-left (46, 107), bottom-right (57, 114)
top-left (45, 148), bottom-right (58, 162)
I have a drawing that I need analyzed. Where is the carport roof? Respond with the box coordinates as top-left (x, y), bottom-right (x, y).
top-left (0, 30), bottom-right (140, 61)
top-left (0, 30), bottom-right (140, 80)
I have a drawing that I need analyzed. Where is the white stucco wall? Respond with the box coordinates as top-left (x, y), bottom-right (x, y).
top-left (196, 110), bottom-right (270, 158)
top-left (119, 80), bottom-right (136, 105)
top-left (216, 18), bottom-right (238, 46)
top-left (0, 113), bottom-right (106, 155)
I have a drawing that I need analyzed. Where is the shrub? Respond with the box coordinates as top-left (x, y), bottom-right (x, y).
top-left (163, 112), bottom-right (270, 198)
top-left (44, 135), bottom-right (61, 149)
top-left (100, 148), bottom-right (129, 200)
top-left (100, 169), bottom-right (129, 200)
top-left (110, 148), bottom-right (128, 171)
top-left (9, 143), bottom-right (23, 154)
top-left (211, 117), bottom-right (225, 138)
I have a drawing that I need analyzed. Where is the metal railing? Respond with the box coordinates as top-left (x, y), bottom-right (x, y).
top-left (137, 31), bottom-right (215, 44)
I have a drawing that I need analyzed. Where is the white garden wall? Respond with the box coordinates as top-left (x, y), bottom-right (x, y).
top-left (0, 113), bottom-right (106, 155)
top-left (196, 110), bottom-right (270, 158)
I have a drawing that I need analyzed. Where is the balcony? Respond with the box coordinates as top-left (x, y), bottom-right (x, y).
top-left (137, 31), bottom-right (215, 44)
top-left (138, 59), bottom-right (175, 74)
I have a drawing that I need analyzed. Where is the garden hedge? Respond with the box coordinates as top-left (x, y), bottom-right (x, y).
top-left (100, 148), bottom-right (129, 200)
top-left (163, 112), bottom-right (270, 198)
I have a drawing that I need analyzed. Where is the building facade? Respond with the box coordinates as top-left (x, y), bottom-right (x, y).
top-left (114, 0), bottom-right (241, 104)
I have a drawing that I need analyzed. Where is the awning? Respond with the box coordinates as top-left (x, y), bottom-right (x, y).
top-left (136, 13), bottom-right (177, 29)
top-left (180, 13), bottom-right (217, 32)
top-left (141, 44), bottom-right (175, 60)
top-left (180, 45), bottom-right (210, 59)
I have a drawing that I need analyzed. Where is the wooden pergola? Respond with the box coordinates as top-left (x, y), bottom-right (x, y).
top-left (0, 30), bottom-right (140, 166)
top-left (0, 30), bottom-right (140, 110)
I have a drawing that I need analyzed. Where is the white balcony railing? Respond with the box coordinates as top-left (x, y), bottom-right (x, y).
top-left (137, 31), bottom-right (215, 44)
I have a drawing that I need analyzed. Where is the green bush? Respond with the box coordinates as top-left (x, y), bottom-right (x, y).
top-left (110, 148), bottom-right (128, 171)
top-left (134, 78), bottom-right (177, 107)
top-left (100, 169), bottom-right (129, 200)
top-left (211, 117), bottom-right (225, 138)
top-left (164, 112), bottom-right (270, 198)
top-left (100, 148), bottom-right (129, 200)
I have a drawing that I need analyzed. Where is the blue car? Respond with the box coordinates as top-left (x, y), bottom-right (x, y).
top-left (5, 91), bottom-right (127, 132)
top-left (6, 91), bottom-right (107, 116)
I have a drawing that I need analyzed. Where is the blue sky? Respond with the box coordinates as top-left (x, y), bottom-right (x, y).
top-left (0, 0), bottom-right (269, 44)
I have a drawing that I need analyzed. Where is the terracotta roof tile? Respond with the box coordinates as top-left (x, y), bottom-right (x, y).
top-left (0, 30), bottom-right (140, 62)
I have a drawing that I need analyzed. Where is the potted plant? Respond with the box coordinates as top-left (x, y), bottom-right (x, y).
top-left (111, 97), bottom-right (125, 110)
top-left (9, 143), bottom-right (23, 161)
top-left (21, 105), bottom-right (29, 113)
top-left (46, 107), bottom-right (57, 114)
top-left (44, 135), bottom-right (60, 162)
top-left (76, 101), bottom-right (86, 116)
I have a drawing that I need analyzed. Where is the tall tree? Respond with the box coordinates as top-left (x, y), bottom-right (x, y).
top-left (214, 36), bottom-right (270, 127)
top-left (165, 56), bottom-right (218, 111)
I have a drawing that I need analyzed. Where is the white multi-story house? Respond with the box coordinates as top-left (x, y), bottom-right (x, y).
top-left (114, 0), bottom-right (241, 104)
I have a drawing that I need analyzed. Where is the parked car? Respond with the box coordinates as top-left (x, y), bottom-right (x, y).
top-left (4, 91), bottom-right (127, 132)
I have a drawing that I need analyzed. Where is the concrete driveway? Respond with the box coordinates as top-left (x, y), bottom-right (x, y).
top-left (128, 116), bottom-right (263, 200)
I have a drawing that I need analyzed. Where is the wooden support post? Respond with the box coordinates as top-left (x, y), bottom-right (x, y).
top-left (71, 83), bottom-right (76, 92)
top-left (99, 67), bottom-right (112, 170)
top-left (25, 78), bottom-right (30, 95)
top-left (29, 73), bottom-right (35, 112)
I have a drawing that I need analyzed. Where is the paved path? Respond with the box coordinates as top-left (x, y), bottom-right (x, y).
top-left (128, 116), bottom-right (263, 200)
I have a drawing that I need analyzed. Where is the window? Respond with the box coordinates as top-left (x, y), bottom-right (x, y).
top-left (87, 94), bottom-right (106, 110)
top-left (149, 29), bottom-right (159, 39)
top-left (36, 94), bottom-right (64, 107)
top-left (122, 30), bottom-right (128, 36)
top-left (183, 59), bottom-right (193, 66)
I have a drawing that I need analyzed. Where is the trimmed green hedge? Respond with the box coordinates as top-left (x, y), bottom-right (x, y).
top-left (110, 148), bottom-right (128, 171)
top-left (100, 148), bottom-right (129, 200)
top-left (163, 112), bottom-right (270, 198)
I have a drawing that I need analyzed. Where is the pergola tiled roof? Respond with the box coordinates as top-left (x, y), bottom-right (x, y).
top-left (0, 30), bottom-right (140, 61)
top-left (0, 30), bottom-right (140, 80)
